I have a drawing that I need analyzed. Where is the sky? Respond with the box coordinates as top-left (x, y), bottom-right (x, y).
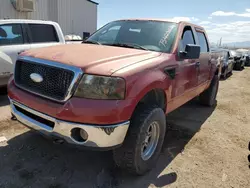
top-left (95, 0), bottom-right (250, 44)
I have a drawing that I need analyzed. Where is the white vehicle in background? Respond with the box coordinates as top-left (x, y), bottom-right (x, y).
top-left (65, 34), bottom-right (83, 44)
top-left (0, 19), bottom-right (65, 87)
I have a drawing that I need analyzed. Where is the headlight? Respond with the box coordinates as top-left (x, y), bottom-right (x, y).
top-left (74, 74), bottom-right (126, 100)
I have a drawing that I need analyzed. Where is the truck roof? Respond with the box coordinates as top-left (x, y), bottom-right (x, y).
top-left (117, 18), bottom-right (205, 30)
top-left (0, 19), bottom-right (58, 25)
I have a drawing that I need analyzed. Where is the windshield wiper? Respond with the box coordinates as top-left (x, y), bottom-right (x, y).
top-left (83, 40), bottom-right (102, 45)
top-left (106, 43), bottom-right (148, 51)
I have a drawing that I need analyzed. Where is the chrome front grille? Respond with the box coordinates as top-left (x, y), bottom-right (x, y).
top-left (14, 56), bottom-right (83, 102)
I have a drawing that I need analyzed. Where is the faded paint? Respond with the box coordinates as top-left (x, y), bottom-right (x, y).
top-left (21, 44), bottom-right (161, 76)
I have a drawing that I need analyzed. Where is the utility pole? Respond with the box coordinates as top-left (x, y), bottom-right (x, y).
top-left (219, 37), bottom-right (222, 47)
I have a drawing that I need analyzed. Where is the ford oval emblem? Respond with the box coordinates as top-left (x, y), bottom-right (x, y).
top-left (30, 73), bottom-right (43, 83)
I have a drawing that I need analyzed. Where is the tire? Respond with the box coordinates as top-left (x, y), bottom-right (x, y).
top-left (234, 62), bottom-right (242, 70)
top-left (222, 67), bottom-right (227, 79)
top-left (241, 61), bottom-right (245, 70)
top-left (113, 106), bottom-right (166, 175)
top-left (199, 75), bottom-right (219, 107)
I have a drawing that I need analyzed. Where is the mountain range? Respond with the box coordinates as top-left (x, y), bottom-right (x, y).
top-left (223, 41), bottom-right (250, 48)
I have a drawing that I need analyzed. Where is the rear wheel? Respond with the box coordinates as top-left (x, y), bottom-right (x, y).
top-left (241, 61), bottom-right (245, 69)
top-left (199, 75), bottom-right (219, 107)
top-left (113, 106), bottom-right (166, 175)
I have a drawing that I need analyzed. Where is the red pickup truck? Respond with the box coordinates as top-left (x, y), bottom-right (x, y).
top-left (8, 19), bottom-right (219, 175)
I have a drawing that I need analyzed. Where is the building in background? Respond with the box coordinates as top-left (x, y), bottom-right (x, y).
top-left (0, 0), bottom-right (98, 38)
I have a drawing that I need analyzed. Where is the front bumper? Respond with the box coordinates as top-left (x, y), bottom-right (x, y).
top-left (10, 99), bottom-right (130, 149)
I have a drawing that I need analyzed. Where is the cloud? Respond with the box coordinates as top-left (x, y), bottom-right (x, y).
top-left (246, 9), bottom-right (250, 12)
top-left (238, 13), bottom-right (250, 17)
top-left (211, 11), bottom-right (236, 16)
top-left (199, 21), bottom-right (211, 25)
top-left (170, 17), bottom-right (199, 22)
top-left (191, 17), bottom-right (199, 22)
top-left (208, 16), bottom-right (213, 19)
top-left (211, 10), bottom-right (250, 17)
top-left (206, 21), bottom-right (250, 43)
top-left (170, 17), bottom-right (191, 22)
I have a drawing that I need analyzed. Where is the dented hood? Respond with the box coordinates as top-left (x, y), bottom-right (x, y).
top-left (21, 44), bottom-right (161, 75)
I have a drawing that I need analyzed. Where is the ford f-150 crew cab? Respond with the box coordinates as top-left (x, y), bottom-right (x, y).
top-left (0, 19), bottom-right (65, 87)
top-left (8, 19), bottom-right (219, 175)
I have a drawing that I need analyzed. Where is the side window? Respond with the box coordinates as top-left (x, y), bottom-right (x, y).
top-left (28, 24), bottom-right (59, 43)
top-left (197, 32), bottom-right (209, 52)
top-left (181, 27), bottom-right (195, 51)
top-left (0, 24), bottom-right (24, 46)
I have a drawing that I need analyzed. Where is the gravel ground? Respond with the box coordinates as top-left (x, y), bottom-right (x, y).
top-left (0, 68), bottom-right (250, 188)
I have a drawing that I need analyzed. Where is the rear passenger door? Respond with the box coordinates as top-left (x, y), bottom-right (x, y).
top-left (27, 24), bottom-right (61, 49)
top-left (0, 24), bottom-right (30, 74)
top-left (195, 29), bottom-right (210, 85)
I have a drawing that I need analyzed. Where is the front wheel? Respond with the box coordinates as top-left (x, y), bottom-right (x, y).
top-left (222, 67), bottom-right (228, 79)
top-left (113, 106), bottom-right (166, 175)
top-left (199, 75), bottom-right (219, 107)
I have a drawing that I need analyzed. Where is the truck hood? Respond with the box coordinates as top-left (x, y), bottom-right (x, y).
top-left (21, 44), bottom-right (161, 75)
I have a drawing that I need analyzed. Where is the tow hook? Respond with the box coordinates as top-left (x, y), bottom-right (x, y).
top-left (11, 114), bottom-right (17, 121)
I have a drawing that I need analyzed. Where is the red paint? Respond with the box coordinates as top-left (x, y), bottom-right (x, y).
top-left (8, 80), bottom-right (136, 125)
top-left (8, 21), bottom-right (217, 125)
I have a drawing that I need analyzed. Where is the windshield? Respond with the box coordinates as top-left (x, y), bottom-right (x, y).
top-left (86, 20), bottom-right (178, 53)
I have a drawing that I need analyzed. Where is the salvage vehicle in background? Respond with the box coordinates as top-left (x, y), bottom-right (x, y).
top-left (242, 52), bottom-right (250, 66)
top-left (246, 52), bottom-right (250, 66)
top-left (211, 48), bottom-right (233, 79)
top-left (8, 19), bottom-right (219, 175)
top-left (210, 48), bottom-right (223, 78)
top-left (230, 50), bottom-right (245, 71)
top-left (0, 19), bottom-right (65, 87)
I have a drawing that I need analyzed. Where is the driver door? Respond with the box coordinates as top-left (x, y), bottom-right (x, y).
top-left (173, 25), bottom-right (199, 98)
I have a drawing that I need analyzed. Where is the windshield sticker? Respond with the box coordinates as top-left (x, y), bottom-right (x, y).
top-left (159, 25), bottom-right (175, 47)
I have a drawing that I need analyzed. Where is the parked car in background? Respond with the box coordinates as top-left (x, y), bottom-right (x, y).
top-left (211, 48), bottom-right (233, 79)
top-left (210, 48), bottom-right (223, 78)
top-left (241, 54), bottom-right (248, 67)
top-left (243, 52), bottom-right (250, 66)
top-left (0, 19), bottom-right (65, 87)
top-left (230, 50), bottom-right (244, 70)
top-left (9, 19), bottom-right (220, 175)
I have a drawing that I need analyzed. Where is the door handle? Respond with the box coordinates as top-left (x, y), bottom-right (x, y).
top-left (195, 62), bottom-right (200, 67)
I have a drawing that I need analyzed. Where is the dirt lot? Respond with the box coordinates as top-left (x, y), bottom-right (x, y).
top-left (0, 69), bottom-right (250, 188)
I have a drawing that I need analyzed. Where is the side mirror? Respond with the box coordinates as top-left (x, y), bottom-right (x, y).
top-left (83, 32), bottom-right (90, 41)
top-left (179, 44), bottom-right (201, 59)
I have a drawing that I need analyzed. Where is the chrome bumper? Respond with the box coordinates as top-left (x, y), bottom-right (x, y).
top-left (10, 100), bottom-right (130, 148)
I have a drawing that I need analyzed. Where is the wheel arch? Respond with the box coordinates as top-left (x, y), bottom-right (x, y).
top-left (130, 87), bottom-right (168, 120)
